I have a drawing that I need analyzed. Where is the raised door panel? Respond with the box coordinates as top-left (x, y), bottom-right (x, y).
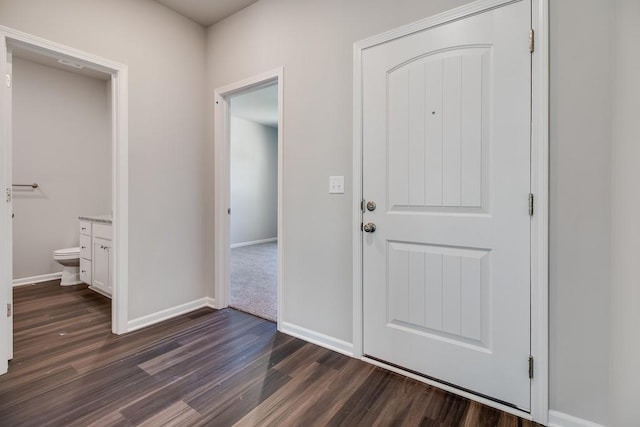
top-left (387, 47), bottom-right (489, 211)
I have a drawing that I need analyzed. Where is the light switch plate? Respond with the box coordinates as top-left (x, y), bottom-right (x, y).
top-left (329, 176), bottom-right (344, 194)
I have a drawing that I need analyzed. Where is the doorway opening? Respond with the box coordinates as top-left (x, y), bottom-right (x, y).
top-left (10, 47), bottom-right (114, 334)
top-left (1, 26), bottom-right (129, 374)
top-left (228, 84), bottom-right (278, 321)
top-left (213, 68), bottom-right (283, 327)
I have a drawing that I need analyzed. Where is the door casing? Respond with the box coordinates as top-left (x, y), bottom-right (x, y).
top-left (0, 26), bottom-right (130, 376)
top-left (352, 0), bottom-right (549, 423)
top-left (213, 68), bottom-right (284, 327)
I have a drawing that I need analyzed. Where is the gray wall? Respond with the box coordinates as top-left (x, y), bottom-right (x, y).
top-left (12, 58), bottom-right (111, 280)
top-left (549, 1), bottom-right (612, 424)
top-left (610, 1), bottom-right (640, 426)
top-left (229, 116), bottom-right (277, 246)
top-left (0, 0), bottom-right (208, 320)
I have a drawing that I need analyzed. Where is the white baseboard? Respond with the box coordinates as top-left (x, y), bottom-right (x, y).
top-left (127, 297), bottom-right (217, 333)
top-left (548, 410), bottom-right (605, 427)
top-left (230, 238), bottom-right (277, 249)
top-left (13, 272), bottom-right (62, 287)
top-left (279, 321), bottom-right (354, 357)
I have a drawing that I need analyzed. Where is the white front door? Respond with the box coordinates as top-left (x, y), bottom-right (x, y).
top-left (362, 0), bottom-right (532, 410)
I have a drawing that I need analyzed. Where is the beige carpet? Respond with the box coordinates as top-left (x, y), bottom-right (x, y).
top-left (230, 241), bottom-right (277, 322)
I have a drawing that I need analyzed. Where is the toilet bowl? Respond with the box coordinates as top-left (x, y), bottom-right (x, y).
top-left (53, 247), bottom-right (82, 286)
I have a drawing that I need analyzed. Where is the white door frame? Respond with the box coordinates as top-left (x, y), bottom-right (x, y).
top-left (213, 68), bottom-right (284, 326)
top-left (352, 0), bottom-right (549, 423)
top-left (0, 26), bottom-right (130, 375)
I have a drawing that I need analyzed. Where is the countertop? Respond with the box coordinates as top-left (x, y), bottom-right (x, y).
top-left (79, 214), bottom-right (112, 224)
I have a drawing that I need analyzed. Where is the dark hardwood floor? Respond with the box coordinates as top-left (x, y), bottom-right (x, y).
top-left (0, 281), bottom-right (540, 426)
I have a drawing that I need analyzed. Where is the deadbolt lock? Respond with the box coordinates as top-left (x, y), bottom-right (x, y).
top-left (366, 201), bottom-right (376, 211)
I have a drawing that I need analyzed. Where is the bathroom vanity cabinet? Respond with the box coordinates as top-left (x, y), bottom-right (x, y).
top-left (79, 216), bottom-right (113, 298)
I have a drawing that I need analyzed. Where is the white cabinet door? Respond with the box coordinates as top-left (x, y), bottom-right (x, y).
top-left (362, 0), bottom-right (531, 410)
top-left (92, 237), bottom-right (111, 296)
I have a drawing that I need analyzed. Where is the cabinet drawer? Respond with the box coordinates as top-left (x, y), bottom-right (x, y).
top-left (80, 258), bottom-right (92, 285)
top-left (79, 221), bottom-right (91, 236)
top-left (93, 223), bottom-right (112, 240)
top-left (80, 234), bottom-right (92, 260)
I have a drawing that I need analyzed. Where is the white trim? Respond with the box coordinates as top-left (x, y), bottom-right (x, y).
top-left (0, 24), bottom-right (130, 367)
top-left (548, 410), bottom-right (605, 427)
top-left (127, 297), bottom-right (216, 333)
top-left (12, 272), bottom-right (62, 287)
top-left (280, 321), bottom-right (354, 357)
top-left (352, 0), bottom-right (549, 423)
top-left (213, 68), bottom-right (284, 332)
top-left (530, 0), bottom-right (550, 423)
top-left (0, 33), bottom-right (12, 374)
top-left (364, 357), bottom-right (533, 420)
top-left (230, 237), bottom-right (277, 249)
top-left (352, 33), bottom-right (364, 359)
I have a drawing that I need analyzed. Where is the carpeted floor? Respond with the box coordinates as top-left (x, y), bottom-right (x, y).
top-left (230, 241), bottom-right (277, 322)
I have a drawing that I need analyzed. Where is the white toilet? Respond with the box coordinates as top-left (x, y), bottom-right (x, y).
top-left (53, 247), bottom-right (82, 286)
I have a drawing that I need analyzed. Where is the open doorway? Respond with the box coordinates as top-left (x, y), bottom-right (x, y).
top-left (9, 48), bottom-right (115, 345)
top-left (228, 84), bottom-right (278, 321)
top-left (213, 68), bottom-right (283, 327)
top-left (0, 27), bottom-right (129, 374)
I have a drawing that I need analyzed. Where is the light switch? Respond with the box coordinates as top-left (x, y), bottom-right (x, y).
top-left (329, 176), bottom-right (344, 194)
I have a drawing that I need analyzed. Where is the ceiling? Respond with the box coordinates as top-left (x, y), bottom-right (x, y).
top-left (154, 0), bottom-right (259, 27)
top-left (230, 84), bottom-right (278, 128)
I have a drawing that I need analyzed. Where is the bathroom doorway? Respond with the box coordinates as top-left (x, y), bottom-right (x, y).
top-left (228, 84), bottom-right (278, 321)
top-left (213, 69), bottom-right (283, 326)
top-left (0, 27), bottom-right (129, 373)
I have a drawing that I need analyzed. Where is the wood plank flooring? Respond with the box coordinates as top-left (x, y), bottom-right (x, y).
top-left (0, 281), bottom-right (541, 426)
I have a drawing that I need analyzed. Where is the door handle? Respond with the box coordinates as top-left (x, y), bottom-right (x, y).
top-left (363, 223), bottom-right (376, 233)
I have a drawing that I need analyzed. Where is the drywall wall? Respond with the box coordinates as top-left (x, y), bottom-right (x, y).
top-left (549, 1), bottom-right (613, 424)
top-left (229, 116), bottom-right (277, 245)
top-left (610, 1), bottom-right (640, 425)
top-left (12, 57), bottom-right (111, 280)
top-left (0, 0), bottom-right (208, 320)
top-left (207, 0), bottom-right (614, 424)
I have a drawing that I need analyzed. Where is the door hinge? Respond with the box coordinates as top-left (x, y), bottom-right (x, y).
top-left (529, 28), bottom-right (535, 53)
top-left (5, 73), bottom-right (10, 88)
top-left (528, 193), bottom-right (534, 216)
top-left (6, 303), bottom-right (11, 317)
top-left (528, 355), bottom-right (534, 378)
top-left (5, 188), bottom-right (11, 203)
